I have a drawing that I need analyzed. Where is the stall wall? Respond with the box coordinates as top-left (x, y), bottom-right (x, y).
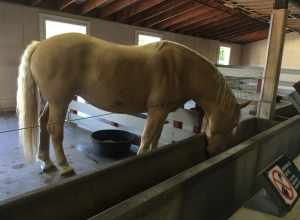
top-left (0, 1), bottom-right (242, 111)
top-left (242, 32), bottom-right (300, 69)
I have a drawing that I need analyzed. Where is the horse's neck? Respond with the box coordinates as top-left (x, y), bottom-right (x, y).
top-left (200, 75), bottom-right (238, 136)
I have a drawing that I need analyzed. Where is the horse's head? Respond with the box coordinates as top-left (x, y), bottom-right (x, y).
top-left (205, 101), bottom-right (251, 156)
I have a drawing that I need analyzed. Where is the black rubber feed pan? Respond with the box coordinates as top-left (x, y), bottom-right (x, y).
top-left (91, 130), bottom-right (136, 157)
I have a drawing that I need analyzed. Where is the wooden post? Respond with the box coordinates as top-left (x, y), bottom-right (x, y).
top-left (257, 0), bottom-right (288, 119)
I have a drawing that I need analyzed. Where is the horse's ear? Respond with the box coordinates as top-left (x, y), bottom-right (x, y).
top-left (238, 101), bottom-right (251, 109)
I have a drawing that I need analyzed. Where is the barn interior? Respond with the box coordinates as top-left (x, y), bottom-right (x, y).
top-left (1, 0), bottom-right (300, 219)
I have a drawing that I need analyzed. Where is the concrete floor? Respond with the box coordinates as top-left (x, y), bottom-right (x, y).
top-left (0, 112), bottom-right (129, 201)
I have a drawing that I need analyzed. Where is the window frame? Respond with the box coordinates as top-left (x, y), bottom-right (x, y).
top-left (39, 14), bottom-right (90, 40)
top-left (135, 30), bottom-right (163, 46)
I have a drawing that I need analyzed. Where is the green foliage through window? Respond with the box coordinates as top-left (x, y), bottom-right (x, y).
top-left (218, 46), bottom-right (231, 65)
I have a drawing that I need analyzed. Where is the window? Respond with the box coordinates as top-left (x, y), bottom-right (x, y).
top-left (40, 14), bottom-right (89, 40)
top-left (136, 31), bottom-right (162, 46)
top-left (44, 20), bottom-right (87, 39)
top-left (40, 14), bottom-right (89, 117)
top-left (218, 46), bottom-right (231, 65)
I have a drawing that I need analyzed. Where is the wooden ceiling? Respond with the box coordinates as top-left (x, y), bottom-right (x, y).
top-left (223, 0), bottom-right (300, 32)
top-left (1, 0), bottom-right (275, 44)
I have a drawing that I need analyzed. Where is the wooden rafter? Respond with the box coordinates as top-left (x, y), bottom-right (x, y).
top-left (213, 23), bottom-right (266, 39)
top-left (196, 16), bottom-right (250, 35)
top-left (181, 12), bottom-right (231, 33)
top-left (6, 0), bottom-right (281, 43)
top-left (214, 20), bottom-right (267, 37)
top-left (143, 1), bottom-right (200, 27)
top-left (98, 0), bottom-right (141, 18)
top-left (232, 29), bottom-right (268, 43)
top-left (187, 15), bottom-right (238, 36)
top-left (82, 0), bottom-right (111, 14)
top-left (193, 0), bottom-right (235, 15)
top-left (129, 0), bottom-right (188, 25)
top-left (168, 8), bottom-right (217, 31)
top-left (225, 26), bottom-right (268, 41)
top-left (155, 6), bottom-right (211, 29)
top-left (209, 20), bottom-right (262, 38)
top-left (60, 0), bottom-right (77, 10)
top-left (115, 0), bottom-right (169, 22)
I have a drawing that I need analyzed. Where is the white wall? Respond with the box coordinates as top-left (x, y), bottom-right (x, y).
top-left (0, 1), bottom-right (242, 111)
top-left (242, 32), bottom-right (300, 69)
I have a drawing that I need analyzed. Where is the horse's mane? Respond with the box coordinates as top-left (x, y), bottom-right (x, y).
top-left (144, 40), bottom-right (238, 116)
top-left (156, 40), bottom-right (215, 65)
top-left (161, 41), bottom-right (238, 114)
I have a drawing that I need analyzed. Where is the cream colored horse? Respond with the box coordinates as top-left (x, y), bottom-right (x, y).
top-left (17, 33), bottom-right (248, 175)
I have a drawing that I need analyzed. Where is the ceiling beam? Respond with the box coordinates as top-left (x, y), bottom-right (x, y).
top-left (210, 19), bottom-right (266, 38)
top-left (205, 24), bottom-right (262, 39)
top-left (188, 16), bottom-right (240, 37)
top-left (171, 11), bottom-right (224, 32)
top-left (206, 21), bottom-right (257, 38)
top-left (115, 0), bottom-right (169, 22)
top-left (98, 0), bottom-right (141, 18)
top-left (225, 26), bottom-right (268, 42)
top-left (180, 12), bottom-right (231, 33)
top-left (142, 1), bottom-right (200, 27)
top-left (60, 0), bottom-right (77, 10)
top-left (193, 0), bottom-right (235, 15)
top-left (82, 0), bottom-right (111, 14)
top-left (128, 0), bottom-right (188, 25)
top-left (231, 29), bottom-right (268, 43)
top-left (155, 6), bottom-right (211, 29)
top-left (212, 23), bottom-right (266, 40)
top-left (195, 16), bottom-right (249, 36)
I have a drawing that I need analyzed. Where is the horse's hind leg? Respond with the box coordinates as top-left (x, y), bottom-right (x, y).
top-left (37, 103), bottom-right (56, 172)
top-left (47, 103), bottom-right (74, 176)
top-left (137, 109), bottom-right (167, 154)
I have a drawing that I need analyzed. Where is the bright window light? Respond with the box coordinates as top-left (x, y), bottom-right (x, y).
top-left (45, 20), bottom-right (87, 39)
top-left (138, 33), bottom-right (161, 46)
top-left (44, 17), bottom-right (88, 117)
top-left (218, 46), bottom-right (231, 65)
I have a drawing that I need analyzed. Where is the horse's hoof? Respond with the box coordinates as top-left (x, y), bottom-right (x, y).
top-left (39, 159), bottom-right (57, 173)
top-left (59, 164), bottom-right (75, 177)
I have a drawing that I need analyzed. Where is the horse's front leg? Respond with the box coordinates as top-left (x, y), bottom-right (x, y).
top-left (137, 109), bottom-right (167, 155)
top-left (37, 103), bottom-right (56, 172)
top-left (48, 103), bottom-right (74, 176)
top-left (150, 124), bottom-right (164, 151)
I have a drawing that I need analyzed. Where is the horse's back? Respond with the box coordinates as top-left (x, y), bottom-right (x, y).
top-left (29, 33), bottom-right (229, 114)
top-left (30, 34), bottom-right (175, 112)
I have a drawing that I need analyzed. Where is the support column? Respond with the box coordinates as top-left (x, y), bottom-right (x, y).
top-left (257, 0), bottom-right (288, 119)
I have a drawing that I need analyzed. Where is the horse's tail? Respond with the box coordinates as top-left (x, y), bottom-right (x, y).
top-left (17, 41), bottom-right (40, 162)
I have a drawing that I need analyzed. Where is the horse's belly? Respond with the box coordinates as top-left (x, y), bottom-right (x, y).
top-left (82, 87), bottom-right (148, 113)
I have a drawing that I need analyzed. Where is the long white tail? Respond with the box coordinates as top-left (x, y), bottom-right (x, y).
top-left (17, 41), bottom-right (40, 162)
